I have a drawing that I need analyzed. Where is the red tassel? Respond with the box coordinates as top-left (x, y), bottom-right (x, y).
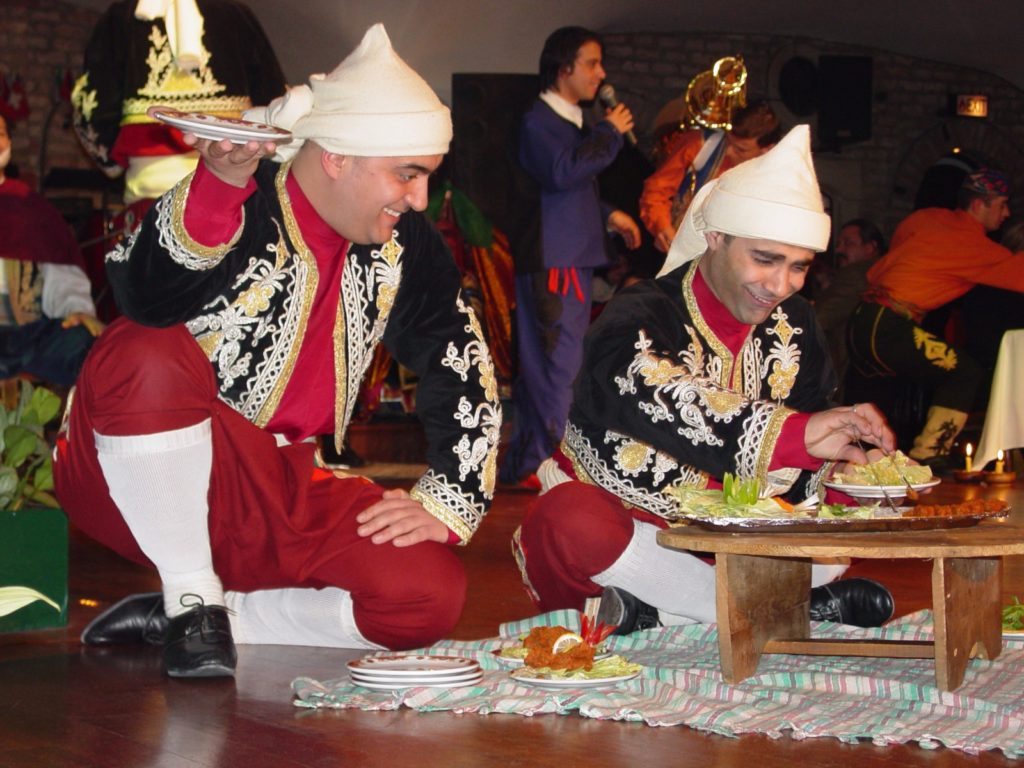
top-left (568, 267), bottom-right (583, 301)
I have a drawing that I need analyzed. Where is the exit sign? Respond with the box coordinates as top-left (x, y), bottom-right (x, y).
top-left (956, 94), bottom-right (988, 118)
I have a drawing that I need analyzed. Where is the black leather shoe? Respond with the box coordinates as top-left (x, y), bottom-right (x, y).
top-left (595, 586), bottom-right (661, 636)
top-left (81, 593), bottom-right (168, 646)
top-left (163, 602), bottom-right (237, 678)
top-left (810, 578), bottom-right (895, 628)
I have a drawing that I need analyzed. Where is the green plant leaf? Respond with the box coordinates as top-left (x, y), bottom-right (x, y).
top-left (0, 586), bottom-right (60, 617)
top-left (27, 489), bottom-right (59, 508)
top-left (33, 459), bottom-right (54, 493)
top-left (0, 465), bottom-right (17, 508)
top-left (3, 425), bottom-right (36, 469)
top-left (0, 381), bottom-right (62, 510)
top-left (24, 386), bottom-right (61, 427)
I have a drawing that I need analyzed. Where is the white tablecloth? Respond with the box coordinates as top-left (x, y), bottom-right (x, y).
top-left (975, 329), bottom-right (1024, 469)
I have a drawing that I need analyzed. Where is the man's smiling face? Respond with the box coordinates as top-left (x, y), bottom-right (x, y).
top-left (699, 231), bottom-right (814, 325)
top-left (322, 153), bottom-right (444, 244)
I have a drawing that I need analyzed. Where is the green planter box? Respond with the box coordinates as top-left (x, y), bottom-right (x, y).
top-left (0, 508), bottom-right (68, 632)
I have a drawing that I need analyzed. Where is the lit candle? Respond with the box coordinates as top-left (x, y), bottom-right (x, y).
top-left (965, 443), bottom-right (973, 472)
top-left (995, 449), bottom-right (1005, 474)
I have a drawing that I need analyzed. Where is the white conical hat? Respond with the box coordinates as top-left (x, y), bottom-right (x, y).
top-left (246, 24), bottom-right (452, 160)
top-left (658, 125), bottom-right (830, 276)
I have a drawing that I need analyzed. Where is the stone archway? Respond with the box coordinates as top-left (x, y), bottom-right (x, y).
top-left (889, 118), bottom-right (1024, 219)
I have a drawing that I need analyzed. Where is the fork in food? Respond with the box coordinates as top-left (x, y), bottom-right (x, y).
top-left (856, 439), bottom-right (902, 514)
top-left (877, 444), bottom-right (920, 504)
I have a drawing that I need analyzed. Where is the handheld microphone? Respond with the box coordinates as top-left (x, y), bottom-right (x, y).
top-left (597, 83), bottom-right (637, 147)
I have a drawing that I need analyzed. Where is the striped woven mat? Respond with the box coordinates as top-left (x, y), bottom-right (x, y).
top-left (292, 610), bottom-right (1024, 758)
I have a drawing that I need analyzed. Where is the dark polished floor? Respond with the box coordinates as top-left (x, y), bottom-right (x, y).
top-left (2, 474), bottom-right (1023, 767)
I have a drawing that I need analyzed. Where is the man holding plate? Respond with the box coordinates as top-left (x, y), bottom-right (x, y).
top-left (514, 126), bottom-right (898, 635)
top-left (56, 24), bottom-right (501, 678)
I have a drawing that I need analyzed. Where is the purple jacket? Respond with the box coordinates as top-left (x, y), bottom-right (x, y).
top-left (517, 98), bottom-right (623, 272)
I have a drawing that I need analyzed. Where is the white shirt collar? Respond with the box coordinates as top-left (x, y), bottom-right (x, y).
top-left (540, 90), bottom-right (583, 129)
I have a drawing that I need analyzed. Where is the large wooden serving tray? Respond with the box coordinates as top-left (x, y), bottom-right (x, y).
top-left (669, 503), bottom-right (1010, 533)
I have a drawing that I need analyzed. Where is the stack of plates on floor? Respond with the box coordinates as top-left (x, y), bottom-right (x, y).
top-left (347, 654), bottom-right (482, 690)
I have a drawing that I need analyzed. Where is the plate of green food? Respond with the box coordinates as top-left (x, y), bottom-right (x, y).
top-left (665, 474), bottom-right (1008, 533)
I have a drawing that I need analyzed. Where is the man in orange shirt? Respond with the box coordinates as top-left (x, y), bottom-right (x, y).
top-left (849, 168), bottom-right (1024, 468)
top-left (639, 101), bottom-right (780, 254)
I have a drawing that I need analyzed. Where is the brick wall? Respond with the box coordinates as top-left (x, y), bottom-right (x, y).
top-left (599, 30), bottom-right (1024, 241)
top-left (0, 0), bottom-right (100, 190)
top-left (3, 10), bottom-right (1023, 245)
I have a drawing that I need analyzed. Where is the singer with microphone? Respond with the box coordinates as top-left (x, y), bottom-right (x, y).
top-left (500, 25), bottom-right (641, 488)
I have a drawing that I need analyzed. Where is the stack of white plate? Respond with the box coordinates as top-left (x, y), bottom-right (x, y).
top-left (347, 654), bottom-right (482, 690)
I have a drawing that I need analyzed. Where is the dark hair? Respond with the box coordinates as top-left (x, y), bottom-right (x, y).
top-left (539, 26), bottom-right (602, 92)
top-left (730, 100), bottom-right (780, 147)
top-left (840, 218), bottom-right (886, 255)
top-left (956, 185), bottom-right (989, 211)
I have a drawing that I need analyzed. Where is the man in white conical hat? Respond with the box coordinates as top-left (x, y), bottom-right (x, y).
top-left (516, 125), bottom-right (897, 634)
top-left (57, 24), bottom-right (501, 678)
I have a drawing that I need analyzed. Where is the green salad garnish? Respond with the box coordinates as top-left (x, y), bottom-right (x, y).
top-left (722, 473), bottom-right (760, 506)
top-left (515, 655), bottom-right (641, 679)
top-left (665, 473), bottom-right (783, 519)
top-left (817, 503), bottom-right (878, 519)
top-left (1003, 596), bottom-right (1024, 631)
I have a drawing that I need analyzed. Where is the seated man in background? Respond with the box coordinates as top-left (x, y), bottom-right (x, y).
top-left (849, 168), bottom-right (1024, 469)
top-left (514, 126), bottom-right (896, 634)
top-left (0, 114), bottom-right (104, 386)
top-left (639, 100), bottom-right (780, 254)
top-left (814, 218), bottom-right (885, 396)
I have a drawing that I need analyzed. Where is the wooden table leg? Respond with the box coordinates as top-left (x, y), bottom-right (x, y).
top-left (931, 556), bottom-right (1003, 691)
top-left (716, 553), bottom-right (811, 683)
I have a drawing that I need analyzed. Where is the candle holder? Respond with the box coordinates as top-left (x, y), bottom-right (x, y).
top-left (953, 469), bottom-right (985, 483)
top-left (984, 470), bottom-right (1017, 484)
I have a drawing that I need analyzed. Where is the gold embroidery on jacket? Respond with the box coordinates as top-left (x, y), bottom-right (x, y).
top-left (763, 306), bottom-right (803, 400)
top-left (122, 26), bottom-right (250, 119)
top-left (444, 297), bottom-right (502, 498)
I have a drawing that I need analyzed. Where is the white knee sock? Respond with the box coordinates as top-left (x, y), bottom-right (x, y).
top-left (225, 587), bottom-right (385, 649)
top-left (593, 520), bottom-right (718, 624)
top-left (95, 420), bottom-right (223, 618)
top-left (593, 520), bottom-right (851, 626)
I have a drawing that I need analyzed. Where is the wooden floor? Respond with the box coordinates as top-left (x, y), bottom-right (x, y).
top-left (2, 475), bottom-right (1024, 767)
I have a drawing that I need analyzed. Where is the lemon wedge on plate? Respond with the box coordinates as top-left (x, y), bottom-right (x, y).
top-left (551, 631), bottom-right (584, 654)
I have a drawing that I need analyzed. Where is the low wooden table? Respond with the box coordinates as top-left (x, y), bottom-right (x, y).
top-left (657, 521), bottom-right (1024, 691)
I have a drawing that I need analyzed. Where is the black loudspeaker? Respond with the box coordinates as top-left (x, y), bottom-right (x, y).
top-left (451, 73), bottom-right (539, 246)
top-left (817, 55), bottom-right (872, 147)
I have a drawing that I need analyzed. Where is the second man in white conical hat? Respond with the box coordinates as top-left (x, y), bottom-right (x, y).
top-left (516, 125), bottom-right (898, 634)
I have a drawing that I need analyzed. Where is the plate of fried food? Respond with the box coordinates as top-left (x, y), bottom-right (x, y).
top-left (502, 622), bottom-right (641, 690)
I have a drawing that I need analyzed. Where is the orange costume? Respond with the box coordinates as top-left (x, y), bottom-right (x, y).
top-left (850, 206), bottom-right (1024, 462)
top-left (864, 208), bottom-right (1024, 321)
top-left (639, 129), bottom-right (733, 239)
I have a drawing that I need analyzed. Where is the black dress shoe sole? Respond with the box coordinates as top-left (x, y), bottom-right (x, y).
top-left (167, 661), bottom-right (236, 679)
